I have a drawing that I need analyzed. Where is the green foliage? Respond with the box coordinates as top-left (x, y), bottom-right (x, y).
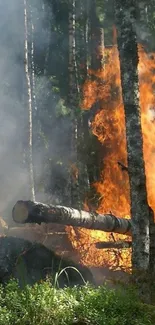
top-left (0, 280), bottom-right (154, 325)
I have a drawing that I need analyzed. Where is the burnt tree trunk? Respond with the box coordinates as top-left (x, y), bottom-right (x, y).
top-left (75, 0), bottom-right (91, 201)
top-left (12, 200), bottom-right (132, 235)
top-left (68, 0), bottom-right (80, 209)
top-left (90, 0), bottom-right (104, 71)
top-left (96, 241), bottom-right (132, 249)
top-left (80, 0), bottom-right (105, 206)
top-left (114, 0), bottom-right (152, 300)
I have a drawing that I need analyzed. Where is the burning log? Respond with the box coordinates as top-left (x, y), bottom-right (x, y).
top-left (96, 241), bottom-right (132, 249)
top-left (12, 200), bottom-right (132, 236)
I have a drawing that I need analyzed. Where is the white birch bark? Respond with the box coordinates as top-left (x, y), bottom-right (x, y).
top-left (24, 0), bottom-right (35, 200)
top-left (12, 200), bottom-right (132, 236)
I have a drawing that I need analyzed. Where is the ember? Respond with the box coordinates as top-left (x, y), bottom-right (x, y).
top-left (66, 44), bottom-right (155, 271)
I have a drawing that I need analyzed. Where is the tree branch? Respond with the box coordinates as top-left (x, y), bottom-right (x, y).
top-left (95, 241), bottom-right (132, 249)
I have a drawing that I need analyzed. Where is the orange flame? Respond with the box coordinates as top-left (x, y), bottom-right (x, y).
top-left (67, 44), bottom-right (155, 272)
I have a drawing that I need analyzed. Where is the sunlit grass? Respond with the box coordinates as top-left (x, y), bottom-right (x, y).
top-left (0, 278), bottom-right (154, 325)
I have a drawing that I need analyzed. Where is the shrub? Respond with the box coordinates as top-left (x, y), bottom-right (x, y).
top-left (0, 279), bottom-right (154, 325)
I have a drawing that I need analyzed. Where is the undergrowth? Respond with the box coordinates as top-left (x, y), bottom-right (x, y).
top-left (0, 279), bottom-right (154, 325)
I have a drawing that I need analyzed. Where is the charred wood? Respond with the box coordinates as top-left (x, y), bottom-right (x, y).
top-left (96, 241), bottom-right (132, 249)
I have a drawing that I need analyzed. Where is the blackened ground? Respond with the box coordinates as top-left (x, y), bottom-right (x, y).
top-left (0, 236), bottom-right (94, 288)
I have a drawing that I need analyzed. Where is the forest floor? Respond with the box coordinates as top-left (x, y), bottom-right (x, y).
top-left (0, 217), bottom-right (130, 287)
top-left (0, 218), bottom-right (154, 324)
top-left (0, 279), bottom-right (155, 325)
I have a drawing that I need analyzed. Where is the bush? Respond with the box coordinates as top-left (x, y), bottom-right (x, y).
top-left (0, 279), bottom-right (154, 325)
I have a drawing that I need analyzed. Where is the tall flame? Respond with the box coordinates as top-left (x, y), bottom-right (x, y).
top-left (66, 45), bottom-right (155, 272)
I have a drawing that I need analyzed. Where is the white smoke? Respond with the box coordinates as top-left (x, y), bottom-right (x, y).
top-left (0, 0), bottom-right (52, 222)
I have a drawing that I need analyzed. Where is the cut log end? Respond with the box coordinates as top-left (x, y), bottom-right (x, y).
top-left (12, 201), bottom-right (29, 223)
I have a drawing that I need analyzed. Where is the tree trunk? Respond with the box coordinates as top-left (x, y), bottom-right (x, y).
top-left (68, 0), bottom-right (80, 209)
top-left (90, 0), bottom-right (104, 71)
top-left (12, 200), bottom-right (132, 235)
top-left (147, 0), bottom-right (155, 52)
top-left (114, 0), bottom-right (151, 299)
top-left (136, 1), bottom-right (151, 49)
top-left (30, 5), bottom-right (37, 113)
top-left (80, 0), bottom-right (104, 198)
top-left (69, 0), bottom-right (91, 206)
top-left (24, 0), bottom-right (35, 201)
top-left (83, 0), bottom-right (89, 78)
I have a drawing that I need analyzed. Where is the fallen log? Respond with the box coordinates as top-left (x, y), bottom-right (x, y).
top-left (96, 241), bottom-right (132, 249)
top-left (12, 200), bottom-right (132, 236)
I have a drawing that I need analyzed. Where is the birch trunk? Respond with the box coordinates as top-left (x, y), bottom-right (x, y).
top-left (30, 7), bottom-right (37, 113)
top-left (83, 0), bottom-right (89, 78)
top-left (114, 0), bottom-right (151, 286)
top-left (24, 0), bottom-right (35, 201)
top-left (12, 200), bottom-right (132, 236)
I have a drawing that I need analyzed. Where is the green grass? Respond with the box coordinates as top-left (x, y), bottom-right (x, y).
top-left (0, 279), bottom-right (154, 325)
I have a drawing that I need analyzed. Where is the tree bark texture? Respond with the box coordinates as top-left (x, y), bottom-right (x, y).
top-left (90, 0), bottom-right (104, 71)
top-left (12, 200), bottom-right (132, 235)
top-left (24, 0), bottom-right (35, 201)
top-left (68, 0), bottom-right (80, 209)
top-left (114, 0), bottom-right (150, 274)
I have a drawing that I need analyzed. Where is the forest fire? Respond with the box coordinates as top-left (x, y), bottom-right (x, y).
top-left (66, 44), bottom-right (155, 272)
